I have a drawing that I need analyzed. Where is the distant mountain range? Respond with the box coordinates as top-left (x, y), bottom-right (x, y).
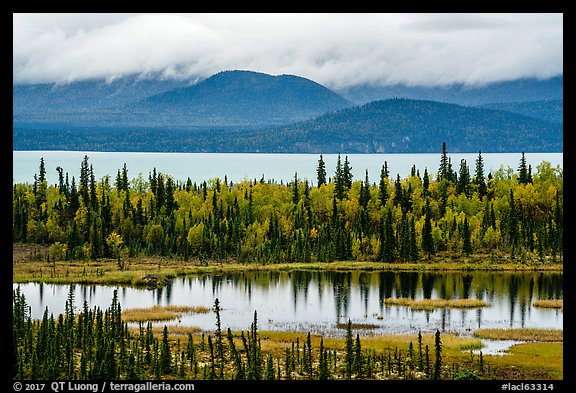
top-left (478, 99), bottom-right (563, 124)
top-left (13, 70), bottom-right (353, 129)
top-left (13, 70), bottom-right (563, 153)
top-left (243, 99), bottom-right (563, 153)
top-left (336, 76), bottom-right (563, 106)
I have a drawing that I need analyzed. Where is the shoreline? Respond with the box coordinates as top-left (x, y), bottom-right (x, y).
top-left (13, 254), bottom-right (563, 288)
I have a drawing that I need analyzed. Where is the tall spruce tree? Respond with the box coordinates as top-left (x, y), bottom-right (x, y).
top-left (292, 172), bottom-right (299, 205)
top-left (344, 320), bottom-right (354, 379)
top-left (160, 325), bottom-right (172, 375)
top-left (378, 162), bottom-right (389, 206)
top-left (462, 217), bottom-right (472, 256)
top-left (434, 329), bottom-right (442, 380)
top-left (422, 198), bottom-right (434, 256)
top-left (422, 168), bottom-right (430, 198)
top-left (334, 154), bottom-right (344, 200)
top-left (518, 152), bottom-right (529, 185)
top-left (474, 151), bottom-right (487, 198)
top-left (457, 159), bottom-right (471, 196)
top-left (317, 154), bottom-right (327, 187)
top-left (438, 142), bottom-right (449, 181)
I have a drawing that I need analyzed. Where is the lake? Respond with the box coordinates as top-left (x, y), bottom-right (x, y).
top-left (12, 151), bottom-right (563, 186)
top-left (14, 270), bottom-right (563, 338)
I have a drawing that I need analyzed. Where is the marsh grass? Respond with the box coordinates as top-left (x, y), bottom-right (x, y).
top-left (473, 328), bottom-right (563, 342)
top-left (384, 297), bottom-right (488, 310)
top-left (122, 304), bottom-right (210, 322)
top-left (533, 299), bottom-right (563, 310)
top-left (254, 330), bottom-right (482, 354)
top-left (128, 324), bottom-right (202, 337)
top-left (12, 256), bottom-right (563, 288)
top-left (487, 342), bottom-right (563, 379)
top-left (335, 322), bottom-right (380, 330)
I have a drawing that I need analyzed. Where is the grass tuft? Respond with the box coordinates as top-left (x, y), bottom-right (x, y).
top-left (473, 328), bottom-right (563, 342)
top-left (336, 322), bottom-right (380, 330)
top-left (384, 297), bottom-right (488, 310)
top-left (122, 304), bottom-right (210, 322)
top-left (533, 299), bottom-right (563, 310)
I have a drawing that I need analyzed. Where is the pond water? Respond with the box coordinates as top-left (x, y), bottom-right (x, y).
top-left (14, 270), bottom-right (563, 338)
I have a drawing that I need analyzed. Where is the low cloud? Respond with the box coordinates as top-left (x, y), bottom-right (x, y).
top-left (13, 13), bottom-right (563, 87)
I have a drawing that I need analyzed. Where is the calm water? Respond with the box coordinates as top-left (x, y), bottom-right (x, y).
top-left (12, 151), bottom-right (563, 185)
top-left (14, 270), bottom-right (563, 337)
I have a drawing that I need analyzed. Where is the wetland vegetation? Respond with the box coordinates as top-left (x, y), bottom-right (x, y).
top-left (12, 288), bottom-right (563, 381)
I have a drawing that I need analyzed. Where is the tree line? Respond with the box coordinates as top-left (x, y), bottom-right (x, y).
top-left (13, 143), bottom-right (563, 265)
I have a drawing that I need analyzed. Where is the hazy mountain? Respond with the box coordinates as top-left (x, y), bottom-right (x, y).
top-left (336, 76), bottom-right (563, 106)
top-left (131, 70), bottom-right (353, 126)
top-left (239, 98), bottom-right (563, 153)
top-left (13, 71), bottom-right (563, 153)
top-left (478, 99), bottom-right (563, 124)
top-left (13, 70), bottom-right (353, 129)
top-left (13, 74), bottom-right (194, 113)
top-left (14, 99), bottom-right (563, 153)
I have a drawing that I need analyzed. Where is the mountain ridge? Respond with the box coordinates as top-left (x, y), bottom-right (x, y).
top-left (239, 98), bottom-right (563, 153)
top-left (12, 70), bottom-right (563, 153)
top-left (13, 98), bottom-right (563, 153)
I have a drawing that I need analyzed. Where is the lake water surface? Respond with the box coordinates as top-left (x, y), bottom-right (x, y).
top-left (13, 151), bottom-right (562, 186)
top-left (14, 270), bottom-right (563, 338)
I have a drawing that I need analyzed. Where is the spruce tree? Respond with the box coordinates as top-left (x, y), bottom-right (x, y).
top-left (393, 174), bottom-right (403, 207)
top-left (438, 142), bottom-right (449, 181)
top-left (507, 189), bottom-right (519, 255)
top-left (265, 354), bottom-right (275, 380)
top-left (409, 217), bottom-right (419, 261)
top-left (334, 154), bottom-right (344, 200)
top-left (379, 209), bottom-right (396, 262)
top-left (343, 156), bottom-right (353, 190)
top-left (344, 320), bottom-right (354, 379)
top-left (378, 162), bottom-right (389, 206)
top-left (354, 334), bottom-right (363, 378)
top-left (160, 325), bottom-right (171, 375)
top-left (317, 154), bottom-right (327, 187)
top-left (457, 159), bottom-right (471, 196)
top-left (292, 172), bottom-right (299, 205)
top-left (518, 152), bottom-right (529, 185)
top-left (474, 151), bottom-right (487, 198)
top-left (417, 331), bottom-right (423, 371)
top-left (360, 170), bottom-right (370, 209)
top-left (213, 298), bottom-right (225, 378)
top-left (422, 198), bottom-right (434, 256)
top-left (462, 217), bottom-right (473, 256)
top-left (434, 329), bottom-right (442, 380)
top-left (422, 168), bottom-right (430, 198)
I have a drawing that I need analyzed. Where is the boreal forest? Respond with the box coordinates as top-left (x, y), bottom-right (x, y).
top-left (12, 143), bottom-right (563, 266)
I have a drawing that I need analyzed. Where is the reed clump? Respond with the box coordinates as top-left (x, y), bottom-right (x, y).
top-left (473, 328), bottom-right (563, 342)
top-left (122, 304), bottom-right (210, 322)
top-left (384, 297), bottom-right (488, 310)
top-left (533, 299), bottom-right (563, 310)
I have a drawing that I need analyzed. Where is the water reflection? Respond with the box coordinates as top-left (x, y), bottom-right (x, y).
top-left (14, 270), bottom-right (563, 337)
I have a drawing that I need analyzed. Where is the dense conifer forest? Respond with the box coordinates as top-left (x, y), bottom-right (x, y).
top-left (12, 143), bottom-right (563, 265)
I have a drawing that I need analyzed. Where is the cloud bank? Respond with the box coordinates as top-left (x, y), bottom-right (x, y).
top-left (13, 13), bottom-right (563, 87)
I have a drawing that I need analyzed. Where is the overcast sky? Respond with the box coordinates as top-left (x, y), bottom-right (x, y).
top-left (13, 13), bottom-right (563, 88)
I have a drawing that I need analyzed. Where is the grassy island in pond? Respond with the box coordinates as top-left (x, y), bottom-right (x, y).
top-left (384, 297), bottom-right (488, 310)
top-left (121, 305), bottom-right (210, 322)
